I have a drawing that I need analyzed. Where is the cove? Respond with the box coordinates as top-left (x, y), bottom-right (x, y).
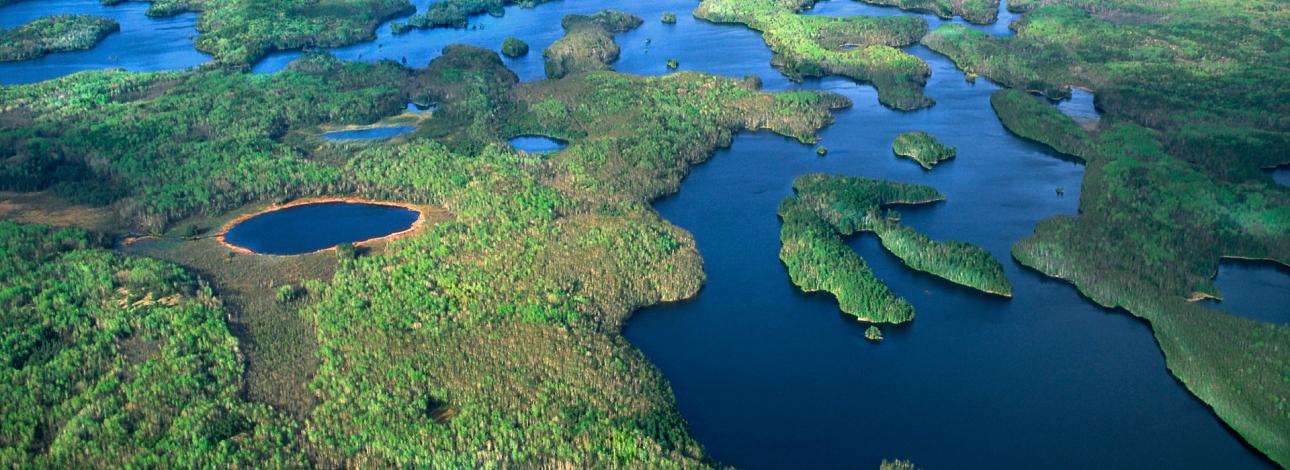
top-left (509, 135), bottom-right (568, 153)
top-left (321, 126), bottom-right (416, 140)
top-left (221, 201), bottom-right (420, 255)
top-left (1200, 258), bottom-right (1290, 324)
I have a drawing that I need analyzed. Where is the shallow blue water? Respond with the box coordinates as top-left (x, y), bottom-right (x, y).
top-left (0, 0), bottom-right (207, 84)
top-left (3, 0), bottom-right (1281, 468)
top-left (508, 135), bottom-right (567, 153)
top-left (321, 126), bottom-right (416, 140)
top-left (1200, 259), bottom-right (1290, 324)
top-left (222, 202), bottom-right (419, 255)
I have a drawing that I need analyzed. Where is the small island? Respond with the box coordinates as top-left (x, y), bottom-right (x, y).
top-left (0, 15), bottom-right (119, 62)
top-left (865, 325), bottom-right (884, 341)
top-left (892, 131), bottom-right (956, 169)
top-left (662, 12), bottom-right (678, 24)
top-left (500, 36), bottom-right (529, 57)
top-left (780, 174), bottom-right (1013, 320)
top-left (543, 10), bottom-right (643, 79)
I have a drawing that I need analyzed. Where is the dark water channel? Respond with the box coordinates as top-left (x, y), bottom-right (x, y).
top-left (2, 0), bottom-right (1279, 468)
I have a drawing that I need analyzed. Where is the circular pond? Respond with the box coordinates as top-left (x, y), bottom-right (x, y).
top-left (222, 201), bottom-right (421, 255)
top-left (508, 135), bottom-right (567, 153)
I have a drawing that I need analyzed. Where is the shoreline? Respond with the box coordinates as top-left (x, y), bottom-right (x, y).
top-left (215, 196), bottom-right (435, 256)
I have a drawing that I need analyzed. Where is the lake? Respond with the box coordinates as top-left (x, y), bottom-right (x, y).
top-left (3, 0), bottom-right (1279, 468)
top-left (222, 202), bottom-right (420, 255)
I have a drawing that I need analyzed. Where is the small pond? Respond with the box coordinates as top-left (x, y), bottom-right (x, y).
top-left (222, 202), bottom-right (420, 255)
top-left (509, 135), bottom-right (568, 153)
top-left (321, 126), bottom-right (416, 141)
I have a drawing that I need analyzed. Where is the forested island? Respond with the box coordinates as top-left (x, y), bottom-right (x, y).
top-left (0, 15), bottom-right (118, 61)
top-left (694, 0), bottom-right (933, 110)
top-left (785, 174), bottom-right (1012, 299)
top-left (891, 131), bottom-right (955, 169)
top-left (543, 10), bottom-right (643, 79)
top-left (778, 173), bottom-right (1010, 323)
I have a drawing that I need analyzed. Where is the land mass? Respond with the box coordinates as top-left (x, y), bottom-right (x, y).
top-left (892, 131), bottom-right (956, 169)
top-left (0, 44), bottom-right (847, 466)
top-left (0, 15), bottom-right (119, 62)
top-left (543, 10), bottom-right (643, 79)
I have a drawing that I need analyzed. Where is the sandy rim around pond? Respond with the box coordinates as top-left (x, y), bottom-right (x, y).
top-left (215, 196), bottom-right (445, 256)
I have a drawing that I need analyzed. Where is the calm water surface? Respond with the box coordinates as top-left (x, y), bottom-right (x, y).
top-left (320, 126), bottom-right (416, 140)
top-left (0, 0), bottom-right (206, 84)
top-left (1200, 259), bottom-right (1290, 325)
top-left (5, 0), bottom-right (1280, 468)
top-left (223, 202), bottom-right (418, 255)
top-left (509, 135), bottom-right (567, 153)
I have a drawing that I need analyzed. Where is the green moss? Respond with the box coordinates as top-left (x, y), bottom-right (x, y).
top-left (0, 15), bottom-right (119, 62)
top-left (500, 36), bottom-right (529, 57)
top-left (694, 0), bottom-right (934, 110)
top-left (891, 131), bottom-right (956, 169)
top-left (543, 11), bottom-right (643, 79)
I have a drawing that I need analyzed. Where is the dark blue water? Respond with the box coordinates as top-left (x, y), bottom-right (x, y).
top-left (0, 0), bottom-right (207, 84)
top-left (1200, 259), bottom-right (1290, 324)
top-left (321, 126), bottom-right (416, 140)
top-left (4, 0), bottom-right (1280, 468)
top-left (508, 135), bottom-right (567, 153)
top-left (222, 202), bottom-right (419, 255)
